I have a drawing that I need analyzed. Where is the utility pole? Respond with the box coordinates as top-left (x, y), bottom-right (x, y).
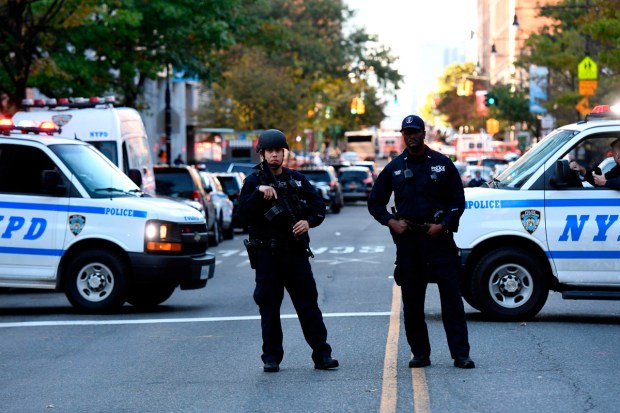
top-left (165, 65), bottom-right (172, 166)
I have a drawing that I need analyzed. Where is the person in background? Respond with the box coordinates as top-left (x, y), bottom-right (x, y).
top-left (368, 114), bottom-right (475, 369)
top-left (238, 129), bottom-right (338, 373)
top-left (173, 154), bottom-right (184, 166)
top-left (467, 170), bottom-right (485, 187)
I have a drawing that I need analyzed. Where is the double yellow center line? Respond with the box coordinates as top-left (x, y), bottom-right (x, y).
top-left (380, 283), bottom-right (431, 413)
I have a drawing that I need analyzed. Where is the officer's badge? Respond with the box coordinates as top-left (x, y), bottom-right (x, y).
top-left (52, 114), bottom-right (72, 127)
top-left (520, 209), bottom-right (541, 234)
top-left (69, 215), bottom-right (86, 236)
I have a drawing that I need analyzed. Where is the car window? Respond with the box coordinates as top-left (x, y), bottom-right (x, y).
top-left (154, 170), bottom-right (196, 198)
top-left (216, 176), bottom-right (241, 194)
top-left (299, 170), bottom-right (330, 182)
top-left (0, 144), bottom-right (58, 195)
top-left (339, 170), bottom-right (369, 180)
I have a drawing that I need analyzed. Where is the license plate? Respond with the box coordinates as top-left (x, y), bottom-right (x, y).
top-left (348, 183), bottom-right (357, 189)
top-left (200, 266), bottom-right (209, 280)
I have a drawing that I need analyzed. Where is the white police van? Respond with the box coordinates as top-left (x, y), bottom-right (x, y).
top-left (0, 118), bottom-right (214, 312)
top-left (12, 97), bottom-right (156, 196)
top-left (456, 105), bottom-right (620, 320)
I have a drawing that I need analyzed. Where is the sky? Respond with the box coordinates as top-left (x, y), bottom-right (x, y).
top-left (345, 0), bottom-right (477, 129)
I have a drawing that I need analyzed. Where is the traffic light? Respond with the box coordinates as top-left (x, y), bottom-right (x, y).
top-left (484, 93), bottom-right (497, 107)
top-left (350, 97), bottom-right (365, 115)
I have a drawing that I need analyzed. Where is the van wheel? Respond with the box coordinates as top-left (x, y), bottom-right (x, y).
top-left (64, 250), bottom-right (128, 312)
top-left (471, 247), bottom-right (548, 321)
top-left (127, 283), bottom-right (177, 308)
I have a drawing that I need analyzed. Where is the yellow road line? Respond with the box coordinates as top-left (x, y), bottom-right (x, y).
top-left (412, 368), bottom-right (431, 413)
top-left (380, 282), bottom-right (401, 413)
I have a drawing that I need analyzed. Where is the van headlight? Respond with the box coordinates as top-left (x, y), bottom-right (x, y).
top-left (145, 220), bottom-right (182, 252)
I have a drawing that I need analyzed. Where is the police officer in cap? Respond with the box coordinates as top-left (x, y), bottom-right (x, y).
top-left (238, 129), bottom-right (338, 373)
top-left (368, 115), bottom-right (475, 369)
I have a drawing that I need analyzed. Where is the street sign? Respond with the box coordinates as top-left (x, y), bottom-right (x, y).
top-left (575, 97), bottom-right (590, 116)
top-left (579, 80), bottom-right (598, 96)
top-left (578, 56), bottom-right (598, 80)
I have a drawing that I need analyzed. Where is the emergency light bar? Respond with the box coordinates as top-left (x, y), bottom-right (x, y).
top-left (0, 118), bottom-right (61, 136)
top-left (586, 104), bottom-right (620, 121)
top-left (21, 96), bottom-right (116, 109)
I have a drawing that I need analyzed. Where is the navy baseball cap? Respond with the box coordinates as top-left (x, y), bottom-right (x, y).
top-left (401, 115), bottom-right (425, 131)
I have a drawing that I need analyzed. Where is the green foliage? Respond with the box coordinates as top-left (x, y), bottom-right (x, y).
top-left (516, 0), bottom-right (620, 125)
top-left (0, 0), bottom-right (245, 112)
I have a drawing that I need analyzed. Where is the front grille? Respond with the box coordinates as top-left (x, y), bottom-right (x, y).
top-left (180, 223), bottom-right (208, 254)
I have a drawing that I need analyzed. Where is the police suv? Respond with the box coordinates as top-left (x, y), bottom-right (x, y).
top-left (0, 118), bottom-right (215, 312)
top-left (456, 105), bottom-right (620, 320)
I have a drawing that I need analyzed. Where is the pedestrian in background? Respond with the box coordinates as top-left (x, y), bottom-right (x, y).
top-left (238, 129), bottom-right (338, 373)
top-left (367, 114), bottom-right (475, 369)
top-left (468, 170), bottom-right (485, 187)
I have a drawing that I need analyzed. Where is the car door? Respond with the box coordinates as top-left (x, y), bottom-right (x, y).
top-left (544, 133), bottom-right (620, 285)
top-left (0, 143), bottom-right (69, 285)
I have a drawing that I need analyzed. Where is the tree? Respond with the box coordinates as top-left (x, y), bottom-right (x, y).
top-left (195, 0), bottom-right (402, 140)
top-left (516, 0), bottom-right (620, 125)
top-left (0, 0), bottom-right (247, 114)
top-left (433, 62), bottom-right (486, 131)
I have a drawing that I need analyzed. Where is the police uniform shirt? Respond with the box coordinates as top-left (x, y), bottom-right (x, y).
top-left (239, 166), bottom-right (326, 242)
top-left (368, 146), bottom-right (465, 232)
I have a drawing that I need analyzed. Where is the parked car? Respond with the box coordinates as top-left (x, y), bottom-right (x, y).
top-left (298, 165), bottom-right (344, 213)
top-left (227, 162), bottom-right (256, 176)
top-left (352, 160), bottom-right (378, 180)
top-left (338, 166), bottom-right (374, 202)
top-left (200, 171), bottom-right (234, 240)
top-left (213, 172), bottom-right (247, 232)
top-left (154, 165), bottom-right (220, 246)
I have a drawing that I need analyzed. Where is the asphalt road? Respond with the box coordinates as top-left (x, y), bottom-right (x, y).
top-left (1, 201), bottom-right (619, 413)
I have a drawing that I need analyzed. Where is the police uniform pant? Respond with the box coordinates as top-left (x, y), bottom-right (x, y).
top-left (253, 248), bottom-right (332, 365)
top-left (394, 232), bottom-right (470, 360)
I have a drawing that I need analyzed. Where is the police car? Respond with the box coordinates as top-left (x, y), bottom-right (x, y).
top-left (456, 104), bottom-right (620, 320)
top-left (0, 118), bottom-right (215, 312)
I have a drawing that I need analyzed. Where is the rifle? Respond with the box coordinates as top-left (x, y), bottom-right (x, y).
top-left (259, 159), bottom-right (314, 258)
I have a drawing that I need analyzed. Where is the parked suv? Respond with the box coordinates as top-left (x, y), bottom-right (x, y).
top-left (213, 172), bottom-right (246, 232)
top-left (298, 166), bottom-right (344, 213)
top-left (154, 166), bottom-right (220, 246)
top-left (338, 166), bottom-right (373, 201)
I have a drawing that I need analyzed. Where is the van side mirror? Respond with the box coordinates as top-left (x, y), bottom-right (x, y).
top-left (41, 170), bottom-right (66, 196)
top-left (128, 168), bottom-right (142, 188)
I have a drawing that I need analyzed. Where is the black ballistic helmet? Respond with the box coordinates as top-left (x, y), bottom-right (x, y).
top-left (256, 129), bottom-right (289, 152)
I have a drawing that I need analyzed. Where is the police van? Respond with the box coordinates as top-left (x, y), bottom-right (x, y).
top-left (0, 118), bottom-right (214, 312)
top-left (456, 104), bottom-right (620, 320)
top-left (12, 97), bottom-right (156, 196)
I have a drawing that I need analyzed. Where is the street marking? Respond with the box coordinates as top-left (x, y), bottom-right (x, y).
top-left (0, 311), bottom-right (392, 329)
top-left (380, 282), bottom-right (400, 413)
top-left (412, 369), bottom-right (431, 413)
top-left (314, 256), bottom-right (381, 265)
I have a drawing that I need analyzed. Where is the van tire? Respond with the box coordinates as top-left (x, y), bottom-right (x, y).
top-left (127, 283), bottom-right (177, 308)
top-left (471, 247), bottom-right (548, 321)
top-left (64, 250), bottom-right (128, 312)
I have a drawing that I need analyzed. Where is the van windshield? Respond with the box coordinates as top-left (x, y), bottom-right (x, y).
top-left (51, 144), bottom-right (141, 198)
top-left (494, 128), bottom-right (579, 189)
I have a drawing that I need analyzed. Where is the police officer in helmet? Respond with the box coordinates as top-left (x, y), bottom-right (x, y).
top-left (238, 129), bottom-right (338, 373)
top-left (368, 115), bottom-right (475, 369)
